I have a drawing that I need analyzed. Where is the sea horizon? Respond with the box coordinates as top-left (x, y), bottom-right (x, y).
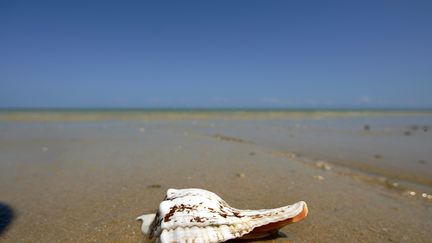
top-left (1, 107), bottom-right (432, 113)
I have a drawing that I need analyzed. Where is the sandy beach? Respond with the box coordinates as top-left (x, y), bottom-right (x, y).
top-left (0, 111), bottom-right (431, 242)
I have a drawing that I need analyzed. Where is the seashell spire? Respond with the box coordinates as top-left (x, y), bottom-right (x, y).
top-left (137, 188), bottom-right (308, 243)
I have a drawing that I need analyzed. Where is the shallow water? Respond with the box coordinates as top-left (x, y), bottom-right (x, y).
top-left (1, 112), bottom-right (431, 187)
top-left (197, 114), bottom-right (432, 187)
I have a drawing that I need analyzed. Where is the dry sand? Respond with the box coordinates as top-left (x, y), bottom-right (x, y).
top-left (0, 112), bottom-right (431, 242)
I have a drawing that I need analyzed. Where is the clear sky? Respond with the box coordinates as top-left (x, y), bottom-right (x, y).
top-left (1, 1), bottom-right (431, 108)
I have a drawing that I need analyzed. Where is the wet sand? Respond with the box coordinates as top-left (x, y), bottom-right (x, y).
top-left (0, 111), bottom-right (431, 242)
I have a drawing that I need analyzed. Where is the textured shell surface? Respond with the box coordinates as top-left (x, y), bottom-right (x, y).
top-left (137, 188), bottom-right (308, 243)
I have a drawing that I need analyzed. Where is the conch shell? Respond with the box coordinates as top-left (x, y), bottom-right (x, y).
top-left (137, 188), bottom-right (308, 242)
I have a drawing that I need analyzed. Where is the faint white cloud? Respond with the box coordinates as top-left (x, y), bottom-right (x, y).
top-left (147, 98), bottom-right (163, 104)
top-left (323, 100), bottom-right (335, 106)
top-left (210, 97), bottom-right (231, 104)
top-left (306, 99), bottom-right (317, 105)
top-left (113, 97), bottom-right (129, 105)
top-left (259, 97), bottom-right (292, 105)
top-left (360, 95), bottom-right (371, 104)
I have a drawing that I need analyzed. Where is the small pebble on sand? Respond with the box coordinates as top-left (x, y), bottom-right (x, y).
top-left (374, 154), bottom-right (383, 159)
top-left (313, 175), bottom-right (325, 181)
top-left (236, 172), bottom-right (246, 178)
top-left (315, 161), bottom-right (332, 171)
top-left (408, 191), bottom-right (416, 196)
top-left (418, 160), bottom-right (427, 164)
top-left (147, 184), bottom-right (161, 188)
top-left (41, 146), bottom-right (48, 152)
top-left (403, 131), bottom-right (411, 136)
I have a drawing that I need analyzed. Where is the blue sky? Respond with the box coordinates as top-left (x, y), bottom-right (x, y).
top-left (1, 1), bottom-right (431, 108)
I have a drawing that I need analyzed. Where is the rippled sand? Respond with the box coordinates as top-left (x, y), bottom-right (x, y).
top-left (0, 111), bottom-right (431, 242)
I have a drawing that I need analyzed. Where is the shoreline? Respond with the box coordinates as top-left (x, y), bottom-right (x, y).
top-left (1, 110), bottom-right (432, 122)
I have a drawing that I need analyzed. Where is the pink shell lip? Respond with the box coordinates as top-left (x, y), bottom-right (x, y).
top-left (241, 202), bottom-right (308, 239)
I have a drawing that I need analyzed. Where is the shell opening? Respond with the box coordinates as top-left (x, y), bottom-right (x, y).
top-left (242, 201), bottom-right (308, 239)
